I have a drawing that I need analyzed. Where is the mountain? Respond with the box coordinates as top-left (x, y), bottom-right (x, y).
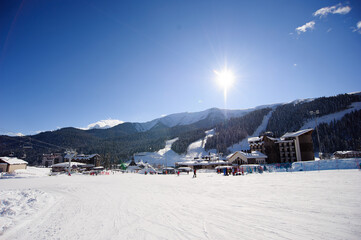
top-left (1, 92), bottom-right (360, 166)
top-left (132, 105), bottom-right (279, 132)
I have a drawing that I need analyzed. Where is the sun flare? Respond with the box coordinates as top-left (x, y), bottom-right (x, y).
top-left (214, 68), bottom-right (235, 90)
top-left (214, 68), bottom-right (235, 104)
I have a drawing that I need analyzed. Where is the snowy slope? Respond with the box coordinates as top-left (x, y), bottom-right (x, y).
top-left (300, 102), bottom-right (361, 130)
top-left (134, 105), bottom-right (279, 132)
top-left (228, 109), bottom-right (275, 152)
top-left (186, 129), bottom-right (217, 159)
top-left (133, 129), bottom-right (218, 166)
top-left (133, 138), bottom-right (184, 166)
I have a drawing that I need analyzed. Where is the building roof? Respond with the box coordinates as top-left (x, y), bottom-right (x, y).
top-left (238, 151), bottom-right (267, 159)
top-left (281, 129), bottom-right (313, 139)
top-left (248, 136), bottom-right (279, 143)
top-left (248, 136), bottom-right (263, 143)
top-left (0, 157), bottom-right (28, 165)
top-left (51, 162), bottom-right (86, 167)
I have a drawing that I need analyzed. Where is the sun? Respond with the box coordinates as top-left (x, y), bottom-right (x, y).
top-left (214, 68), bottom-right (235, 90)
top-left (214, 68), bottom-right (235, 104)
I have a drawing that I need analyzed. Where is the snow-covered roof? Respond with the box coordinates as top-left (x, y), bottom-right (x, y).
top-left (333, 151), bottom-right (361, 155)
top-left (177, 160), bottom-right (228, 166)
top-left (74, 154), bottom-right (99, 160)
top-left (238, 151), bottom-right (267, 159)
top-left (281, 129), bottom-right (313, 139)
top-left (64, 153), bottom-right (76, 159)
top-left (248, 136), bottom-right (263, 143)
top-left (248, 136), bottom-right (279, 143)
top-left (51, 162), bottom-right (86, 167)
top-left (0, 157), bottom-right (28, 165)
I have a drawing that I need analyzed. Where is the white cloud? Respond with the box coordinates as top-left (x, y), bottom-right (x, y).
top-left (161, 114), bottom-right (167, 117)
top-left (333, 6), bottom-right (351, 15)
top-left (82, 119), bottom-right (124, 130)
top-left (313, 4), bottom-right (351, 17)
top-left (293, 63), bottom-right (297, 67)
top-left (296, 21), bottom-right (315, 34)
top-left (327, 28), bottom-right (332, 33)
top-left (198, 100), bottom-right (203, 104)
top-left (353, 21), bottom-right (361, 34)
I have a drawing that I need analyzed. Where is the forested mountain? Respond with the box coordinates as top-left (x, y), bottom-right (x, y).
top-left (314, 109), bottom-right (361, 154)
top-left (266, 94), bottom-right (361, 136)
top-left (1, 92), bottom-right (360, 166)
top-left (204, 108), bottom-right (272, 154)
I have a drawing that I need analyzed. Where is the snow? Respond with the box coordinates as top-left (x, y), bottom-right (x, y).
top-left (0, 189), bottom-right (52, 236)
top-left (135, 106), bottom-right (279, 132)
top-left (134, 138), bottom-right (183, 166)
top-left (1, 169), bottom-right (361, 239)
top-left (300, 102), bottom-right (361, 130)
top-left (134, 130), bottom-right (218, 166)
top-left (281, 128), bottom-right (313, 138)
top-left (239, 151), bottom-right (267, 159)
top-left (186, 129), bottom-right (217, 159)
top-left (0, 157), bottom-right (27, 165)
top-left (51, 162), bottom-right (86, 167)
top-left (292, 158), bottom-right (361, 171)
top-left (81, 119), bottom-right (124, 130)
top-left (228, 109), bottom-right (274, 152)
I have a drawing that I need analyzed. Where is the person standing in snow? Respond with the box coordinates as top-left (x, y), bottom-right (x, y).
top-left (193, 168), bottom-right (197, 178)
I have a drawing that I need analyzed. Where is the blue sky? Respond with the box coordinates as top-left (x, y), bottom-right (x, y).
top-left (1, 0), bottom-right (361, 135)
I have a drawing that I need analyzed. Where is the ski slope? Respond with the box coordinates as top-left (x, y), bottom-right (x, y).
top-left (134, 129), bottom-right (218, 166)
top-left (186, 129), bottom-right (217, 159)
top-left (1, 170), bottom-right (361, 240)
top-left (300, 102), bottom-right (361, 130)
top-left (228, 109), bottom-right (274, 152)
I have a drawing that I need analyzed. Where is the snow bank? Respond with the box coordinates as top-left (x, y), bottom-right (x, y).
top-left (292, 158), bottom-right (361, 171)
top-left (1, 167), bottom-right (51, 179)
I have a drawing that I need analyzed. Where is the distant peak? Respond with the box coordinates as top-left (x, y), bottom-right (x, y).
top-left (81, 119), bottom-right (124, 130)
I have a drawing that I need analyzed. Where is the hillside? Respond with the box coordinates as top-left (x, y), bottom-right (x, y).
top-left (1, 92), bottom-right (360, 166)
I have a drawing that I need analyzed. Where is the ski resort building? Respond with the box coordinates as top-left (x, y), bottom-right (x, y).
top-left (42, 153), bottom-right (63, 167)
top-left (227, 151), bottom-right (267, 165)
top-left (51, 162), bottom-right (86, 172)
top-left (247, 129), bottom-right (315, 163)
top-left (0, 157), bottom-right (28, 173)
top-left (248, 135), bottom-right (280, 163)
top-left (278, 129), bottom-right (314, 162)
top-left (64, 153), bottom-right (101, 167)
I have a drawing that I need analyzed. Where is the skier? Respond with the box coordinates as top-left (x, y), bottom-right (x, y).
top-left (177, 170), bottom-right (180, 176)
top-left (193, 168), bottom-right (197, 178)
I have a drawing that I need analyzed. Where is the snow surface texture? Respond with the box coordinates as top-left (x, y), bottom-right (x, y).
top-left (228, 109), bottom-right (274, 152)
top-left (292, 158), bottom-right (361, 171)
top-left (301, 102), bottom-right (361, 130)
top-left (0, 189), bottom-right (52, 235)
top-left (1, 167), bottom-right (50, 179)
top-left (1, 170), bottom-right (361, 239)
